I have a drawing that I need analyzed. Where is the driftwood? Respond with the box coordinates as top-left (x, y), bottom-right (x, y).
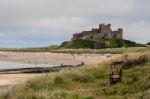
top-left (0, 63), bottom-right (84, 74)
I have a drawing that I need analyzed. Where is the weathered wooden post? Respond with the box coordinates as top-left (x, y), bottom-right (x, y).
top-left (110, 61), bottom-right (123, 85)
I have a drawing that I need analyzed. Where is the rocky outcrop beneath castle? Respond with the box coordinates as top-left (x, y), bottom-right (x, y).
top-left (72, 24), bottom-right (123, 41)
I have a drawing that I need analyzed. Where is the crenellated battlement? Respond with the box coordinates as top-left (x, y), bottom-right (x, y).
top-left (72, 24), bottom-right (123, 40)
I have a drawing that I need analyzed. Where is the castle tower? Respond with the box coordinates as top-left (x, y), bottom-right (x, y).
top-left (118, 28), bottom-right (123, 39)
top-left (99, 24), bottom-right (111, 33)
top-left (99, 24), bottom-right (112, 38)
top-left (71, 23), bottom-right (124, 41)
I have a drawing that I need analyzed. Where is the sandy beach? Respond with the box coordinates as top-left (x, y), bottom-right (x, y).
top-left (0, 74), bottom-right (43, 92)
top-left (0, 51), bottom-right (116, 66)
top-left (0, 74), bottom-right (42, 86)
top-left (0, 51), bottom-right (119, 91)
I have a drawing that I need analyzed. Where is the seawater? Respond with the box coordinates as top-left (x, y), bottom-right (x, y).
top-left (0, 61), bottom-right (57, 70)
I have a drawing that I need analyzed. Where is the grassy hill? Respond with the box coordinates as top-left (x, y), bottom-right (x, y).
top-left (0, 39), bottom-right (145, 52)
top-left (147, 42), bottom-right (150, 45)
top-left (1, 48), bottom-right (150, 99)
top-left (61, 39), bottom-right (96, 49)
top-left (61, 38), bottom-right (145, 49)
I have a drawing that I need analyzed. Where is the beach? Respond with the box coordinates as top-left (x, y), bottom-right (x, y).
top-left (0, 51), bottom-right (116, 66)
top-left (0, 51), bottom-right (119, 91)
top-left (0, 73), bottom-right (43, 92)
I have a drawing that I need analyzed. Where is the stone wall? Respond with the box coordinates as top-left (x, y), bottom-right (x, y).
top-left (99, 24), bottom-right (111, 33)
top-left (72, 24), bottom-right (123, 40)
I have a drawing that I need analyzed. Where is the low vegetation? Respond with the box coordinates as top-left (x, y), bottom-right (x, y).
top-left (147, 42), bottom-right (150, 45)
top-left (61, 39), bottom-right (145, 49)
top-left (109, 39), bottom-right (145, 48)
top-left (61, 39), bottom-right (96, 49)
top-left (0, 46), bottom-right (149, 58)
top-left (0, 38), bottom-right (146, 53)
top-left (0, 50), bottom-right (150, 99)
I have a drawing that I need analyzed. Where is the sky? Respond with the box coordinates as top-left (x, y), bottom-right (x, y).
top-left (0, 0), bottom-right (150, 48)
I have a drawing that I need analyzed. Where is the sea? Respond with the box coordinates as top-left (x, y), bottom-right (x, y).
top-left (0, 61), bottom-right (57, 70)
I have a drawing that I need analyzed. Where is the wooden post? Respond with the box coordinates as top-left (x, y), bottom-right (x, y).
top-left (110, 61), bottom-right (123, 85)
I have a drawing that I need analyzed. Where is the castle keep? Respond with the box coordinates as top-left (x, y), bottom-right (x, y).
top-left (72, 24), bottom-right (123, 40)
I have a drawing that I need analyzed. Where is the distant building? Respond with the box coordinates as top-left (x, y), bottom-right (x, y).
top-left (72, 24), bottom-right (123, 40)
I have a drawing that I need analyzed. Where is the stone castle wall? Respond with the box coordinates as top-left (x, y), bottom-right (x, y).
top-left (72, 24), bottom-right (123, 40)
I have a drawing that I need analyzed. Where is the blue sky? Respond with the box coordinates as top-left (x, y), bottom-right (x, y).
top-left (0, 0), bottom-right (150, 48)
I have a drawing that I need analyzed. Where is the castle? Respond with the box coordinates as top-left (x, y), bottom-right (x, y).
top-left (72, 24), bottom-right (123, 40)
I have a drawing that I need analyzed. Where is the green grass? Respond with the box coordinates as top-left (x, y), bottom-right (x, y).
top-left (108, 38), bottom-right (125, 48)
top-left (0, 38), bottom-right (146, 54)
top-left (61, 38), bottom-right (145, 49)
top-left (0, 39), bottom-right (144, 53)
top-left (147, 42), bottom-right (150, 45)
top-left (108, 39), bottom-right (145, 48)
top-left (62, 39), bottom-right (96, 49)
top-left (1, 53), bottom-right (150, 99)
top-left (1, 47), bottom-right (149, 55)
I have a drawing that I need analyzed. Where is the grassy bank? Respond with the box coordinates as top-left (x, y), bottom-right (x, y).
top-left (0, 47), bottom-right (150, 55)
top-left (61, 39), bottom-right (145, 49)
top-left (0, 50), bottom-right (150, 99)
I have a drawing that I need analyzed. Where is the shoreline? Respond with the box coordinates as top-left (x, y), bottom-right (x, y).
top-left (0, 62), bottom-right (84, 74)
top-left (0, 51), bottom-right (117, 66)
top-left (0, 51), bottom-right (119, 92)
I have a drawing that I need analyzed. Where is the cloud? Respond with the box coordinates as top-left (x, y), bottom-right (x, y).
top-left (0, 0), bottom-right (136, 18)
top-left (0, 0), bottom-right (149, 47)
top-left (124, 21), bottom-right (150, 43)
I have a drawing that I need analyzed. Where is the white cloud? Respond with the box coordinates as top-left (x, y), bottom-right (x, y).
top-left (0, 0), bottom-right (135, 18)
top-left (0, 0), bottom-right (149, 47)
top-left (124, 21), bottom-right (150, 43)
